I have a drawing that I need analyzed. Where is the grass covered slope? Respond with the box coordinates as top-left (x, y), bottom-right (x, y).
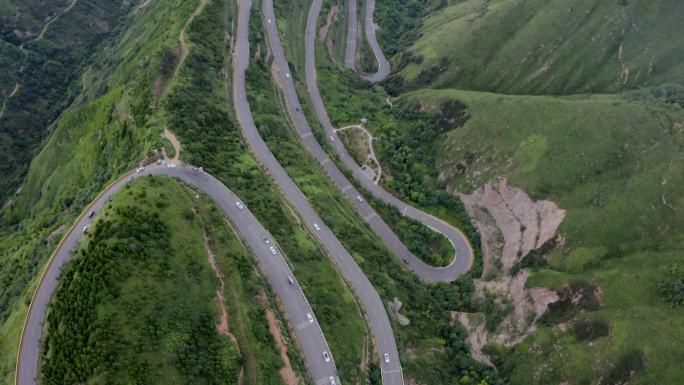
top-left (0, 1), bottom-right (209, 381)
top-left (390, 0), bottom-right (684, 95)
top-left (41, 176), bottom-right (295, 385)
top-left (403, 88), bottom-right (684, 384)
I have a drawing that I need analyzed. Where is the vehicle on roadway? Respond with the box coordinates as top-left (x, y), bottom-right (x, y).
top-left (329, 376), bottom-right (337, 385)
top-left (323, 351), bottom-right (330, 362)
top-left (288, 276), bottom-right (295, 285)
top-left (82, 226), bottom-right (88, 234)
top-left (313, 223), bottom-right (320, 231)
top-left (262, 234), bottom-right (270, 244)
top-left (285, 73), bottom-right (290, 78)
top-left (269, 246), bottom-right (277, 255)
top-left (88, 211), bottom-right (95, 219)
top-left (329, 135), bottom-right (335, 142)
top-left (306, 312), bottom-right (314, 323)
top-left (384, 353), bottom-right (390, 363)
top-left (356, 195), bottom-right (363, 202)
top-left (236, 201), bottom-right (245, 210)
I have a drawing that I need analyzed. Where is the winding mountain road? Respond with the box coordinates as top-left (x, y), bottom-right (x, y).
top-left (265, 0), bottom-right (473, 283)
top-left (343, 0), bottom-right (390, 82)
top-left (15, 165), bottom-right (339, 385)
top-left (236, 0), bottom-right (402, 384)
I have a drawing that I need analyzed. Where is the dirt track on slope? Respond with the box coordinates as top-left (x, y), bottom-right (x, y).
top-left (265, 309), bottom-right (298, 385)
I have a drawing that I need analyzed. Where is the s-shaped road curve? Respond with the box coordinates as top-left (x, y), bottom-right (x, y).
top-left (306, 0), bottom-right (475, 280)
top-left (264, 0), bottom-right (473, 283)
top-left (343, 0), bottom-right (390, 82)
top-left (16, 165), bottom-right (339, 385)
top-left (236, 0), bottom-right (403, 384)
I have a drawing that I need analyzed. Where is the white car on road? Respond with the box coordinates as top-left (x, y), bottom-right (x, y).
top-left (313, 223), bottom-right (320, 231)
top-left (384, 353), bottom-right (390, 363)
top-left (356, 195), bottom-right (363, 202)
top-left (306, 312), bottom-right (314, 323)
top-left (323, 351), bottom-right (330, 362)
top-left (269, 246), bottom-right (277, 255)
top-left (236, 201), bottom-right (245, 210)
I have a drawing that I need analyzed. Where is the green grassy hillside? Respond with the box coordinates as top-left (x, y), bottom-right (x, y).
top-left (41, 176), bottom-right (295, 385)
top-left (388, 0), bottom-right (684, 95)
top-left (0, 0), bottom-right (135, 204)
top-left (0, 1), bottom-right (207, 381)
top-left (401, 88), bottom-right (684, 384)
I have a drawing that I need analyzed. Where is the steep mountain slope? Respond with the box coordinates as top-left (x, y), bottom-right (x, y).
top-left (387, 0), bottom-right (684, 95)
top-left (0, 1), bottom-right (208, 381)
top-left (1, 1), bottom-right (373, 383)
top-left (308, 0), bottom-right (684, 383)
top-left (40, 176), bottom-right (298, 385)
top-left (0, 0), bottom-right (132, 204)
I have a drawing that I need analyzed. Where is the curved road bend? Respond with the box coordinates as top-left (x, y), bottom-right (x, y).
top-left (235, 1), bottom-right (403, 385)
top-left (343, 0), bottom-right (390, 82)
top-left (343, 0), bottom-right (358, 70)
top-left (16, 165), bottom-right (338, 385)
top-left (263, 0), bottom-right (471, 282)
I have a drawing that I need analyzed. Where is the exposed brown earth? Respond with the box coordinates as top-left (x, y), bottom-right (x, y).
top-left (162, 128), bottom-right (181, 162)
top-left (319, 4), bottom-right (340, 56)
top-left (453, 177), bottom-right (565, 365)
top-left (203, 234), bottom-right (240, 347)
top-left (265, 308), bottom-right (299, 385)
top-left (458, 177), bottom-right (565, 275)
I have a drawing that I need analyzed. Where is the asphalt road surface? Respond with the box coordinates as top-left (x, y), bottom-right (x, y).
top-left (15, 165), bottom-right (338, 385)
top-left (238, 0), bottom-right (404, 384)
top-left (265, 0), bottom-right (474, 283)
top-left (344, 0), bottom-right (357, 70)
top-left (343, 0), bottom-right (390, 82)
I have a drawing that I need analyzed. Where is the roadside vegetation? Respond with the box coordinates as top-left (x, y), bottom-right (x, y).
top-left (41, 176), bottom-right (296, 385)
top-left (0, 1), bottom-right (199, 381)
top-left (262, 2), bottom-right (508, 384)
top-left (163, 2), bottom-right (370, 384)
top-left (293, 0), bottom-right (684, 383)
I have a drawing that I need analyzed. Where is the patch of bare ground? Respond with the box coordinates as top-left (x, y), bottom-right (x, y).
top-left (47, 225), bottom-right (65, 242)
top-left (203, 234), bottom-right (240, 346)
top-left (453, 177), bottom-right (566, 365)
top-left (319, 4), bottom-right (340, 56)
top-left (458, 177), bottom-right (565, 274)
top-left (162, 127), bottom-right (181, 162)
top-left (337, 124), bottom-right (382, 182)
top-left (265, 308), bottom-right (299, 385)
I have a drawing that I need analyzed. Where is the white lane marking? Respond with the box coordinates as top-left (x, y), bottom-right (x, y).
top-left (382, 369), bottom-right (401, 374)
top-left (302, 132), bottom-right (313, 138)
top-left (365, 212), bottom-right (376, 221)
top-left (297, 320), bottom-right (313, 330)
top-left (342, 184), bottom-right (353, 192)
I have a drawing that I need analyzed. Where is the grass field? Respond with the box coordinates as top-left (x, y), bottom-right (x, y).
top-left (400, 88), bottom-right (684, 384)
top-left (40, 176), bottom-right (296, 385)
top-left (390, 0), bottom-right (684, 95)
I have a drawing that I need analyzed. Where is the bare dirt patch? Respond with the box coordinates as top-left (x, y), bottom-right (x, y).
top-left (265, 308), bottom-right (299, 385)
top-left (459, 177), bottom-right (565, 274)
top-left (454, 177), bottom-right (565, 365)
top-left (162, 127), bottom-right (181, 162)
top-left (47, 225), bottom-right (65, 242)
top-left (337, 124), bottom-right (382, 182)
top-left (319, 4), bottom-right (340, 56)
top-left (203, 234), bottom-right (240, 347)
